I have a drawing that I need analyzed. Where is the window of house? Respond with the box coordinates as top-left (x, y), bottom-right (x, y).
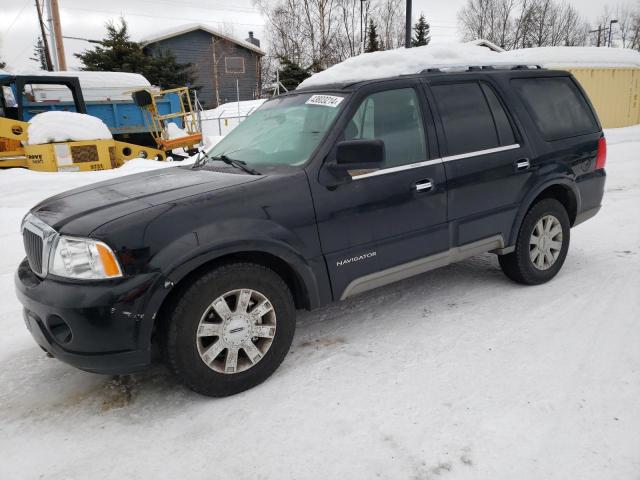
top-left (225, 57), bottom-right (245, 74)
top-left (343, 88), bottom-right (427, 169)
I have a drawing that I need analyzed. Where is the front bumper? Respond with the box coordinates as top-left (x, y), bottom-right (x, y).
top-left (15, 258), bottom-right (163, 375)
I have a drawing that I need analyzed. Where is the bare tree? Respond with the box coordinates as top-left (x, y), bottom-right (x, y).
top-left (616, 4), bottom-right (635, 47)
top-left (459, 0), bottom-right (588, 49)
top-left (374, 0), bottom-right (406, 49)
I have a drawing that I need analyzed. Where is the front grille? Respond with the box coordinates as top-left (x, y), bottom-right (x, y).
top-left (23, 228), bottom-right (44, 275)
top-left (22, 214), bottom-right (57, 278)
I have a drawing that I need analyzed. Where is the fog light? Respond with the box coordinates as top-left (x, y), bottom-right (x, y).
top-left (46, 315), bottom-right (73, 345)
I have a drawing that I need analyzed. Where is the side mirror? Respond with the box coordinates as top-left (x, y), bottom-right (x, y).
top-left (332, 139), bottom-right (385, 174)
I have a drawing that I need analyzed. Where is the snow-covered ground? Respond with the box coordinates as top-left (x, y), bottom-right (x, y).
top-left (0, 127), bottom-right (639, 479)
top-left (201, 99), bottom-right (266, 137)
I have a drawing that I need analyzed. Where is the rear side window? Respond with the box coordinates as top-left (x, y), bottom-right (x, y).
top-left (431, 82), bottom-right (515, 156)
top-left (481, 83), bottom-right (515, 146)
top-left (512, 77), bottom-right (598, 141)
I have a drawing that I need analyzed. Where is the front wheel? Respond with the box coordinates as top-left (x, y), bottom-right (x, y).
top-left (164, 263), bottom-right (296, 397)
top-left (499, 198), bottom-right (571, 285)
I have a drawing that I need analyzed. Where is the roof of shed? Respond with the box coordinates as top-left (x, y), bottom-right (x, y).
top-left (139, 23), bottom-right (265, 56)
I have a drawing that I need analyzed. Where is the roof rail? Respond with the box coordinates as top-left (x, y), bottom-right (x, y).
top-left (419, 63), bottom-right (544, 74)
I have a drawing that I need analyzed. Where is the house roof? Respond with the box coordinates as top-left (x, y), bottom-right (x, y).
top-left (139, 23), bottom-right (265, 56)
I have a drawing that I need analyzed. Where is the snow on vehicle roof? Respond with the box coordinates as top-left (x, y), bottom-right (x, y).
top-left (298, 43), bottom-right (501, 89)
top-left (27, 111), bottom-right (113, 145)
top-left (298, 44), bottom-right (640, 89)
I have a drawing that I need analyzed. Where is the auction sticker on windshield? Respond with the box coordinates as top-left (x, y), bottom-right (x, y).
top-left (306, 95), bottom-right (344, 107)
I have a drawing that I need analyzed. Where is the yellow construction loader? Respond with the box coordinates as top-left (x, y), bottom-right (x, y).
top-left (0, 74), bottom-right (202, 172)
top-left (0, 115), bottom-right (166, 172)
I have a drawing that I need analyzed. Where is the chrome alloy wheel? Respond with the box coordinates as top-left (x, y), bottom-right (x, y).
top-left (529, 214), bottom-right (563, 270)
top-left (196, 289), bottom-right (276, 374)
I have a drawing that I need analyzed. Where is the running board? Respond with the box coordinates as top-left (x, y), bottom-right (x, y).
top-left (340, 235), bottom-right (505, 300)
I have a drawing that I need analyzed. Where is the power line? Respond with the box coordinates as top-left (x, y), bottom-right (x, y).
top-left (62, 6), bottom-right (265, 28)
top-left (110, 0), bottom-right (259, 14)
top-left (2, 0), bottom-right (32, 36)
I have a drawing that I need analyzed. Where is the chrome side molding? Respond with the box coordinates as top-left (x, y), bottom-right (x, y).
top-left (340, 235), bottom-right (506, 300)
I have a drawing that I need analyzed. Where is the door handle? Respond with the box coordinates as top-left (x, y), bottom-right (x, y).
top-left (415, 179), bottom-right (433, 192)
top-left (516, 158), bottom-right (530, 170)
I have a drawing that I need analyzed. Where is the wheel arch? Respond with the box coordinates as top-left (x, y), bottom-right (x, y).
top-left (143, 244), bottom-right (323, 352)
top-left (509, 179), bottom-right (580, 246)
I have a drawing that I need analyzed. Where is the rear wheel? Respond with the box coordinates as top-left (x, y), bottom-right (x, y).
top-left (164, 263), bottom-right (296, 397)
top-left (499, 198), bottom-right (570, 285)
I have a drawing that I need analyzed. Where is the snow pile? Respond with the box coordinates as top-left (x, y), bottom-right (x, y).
top-left (166, 122), bottom-right (188, 140)
top-left (18, 71), bottom-right (152, 102)
top-left (298, 43), bottom-right (501, 88)
top-left (500, 46), bottom-right (640, 68)
top-left (27, 111), bottom-right (113, 145)
top-left (25, 70), bottom-right (151, 89)
top-left (201, 99), bottom-right (267, 120)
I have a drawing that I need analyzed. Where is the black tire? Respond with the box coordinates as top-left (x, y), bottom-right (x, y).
top-left (499, 198), bottom-right (571, 285)
top-left (164, 263), bottom-right (296, 397)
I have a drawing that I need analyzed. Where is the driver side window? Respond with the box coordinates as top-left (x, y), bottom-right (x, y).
top-left (343, 88), bottom-right (427, 169)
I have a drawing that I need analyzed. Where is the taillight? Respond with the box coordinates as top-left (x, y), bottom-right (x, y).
top-left (595, 136), bottom-right (607, 170)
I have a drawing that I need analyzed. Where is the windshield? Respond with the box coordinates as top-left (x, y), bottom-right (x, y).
top-left (208, 93), bottom-right (346, 167)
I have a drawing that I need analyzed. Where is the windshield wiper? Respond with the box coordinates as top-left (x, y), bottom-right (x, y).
top-left (215, 154), bottom-right (260, 175)
top-left (192, 150), bottom-right (259, 175)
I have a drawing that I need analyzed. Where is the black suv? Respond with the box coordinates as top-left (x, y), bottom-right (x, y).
top-left (16, 66), bottom-right (606, 396)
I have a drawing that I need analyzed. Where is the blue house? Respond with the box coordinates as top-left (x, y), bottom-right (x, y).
top-left (142, 24), bottom-right (265, 108)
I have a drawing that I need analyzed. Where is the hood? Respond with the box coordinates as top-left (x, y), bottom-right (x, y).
top-left (31, 166), bottom-right (262, 235)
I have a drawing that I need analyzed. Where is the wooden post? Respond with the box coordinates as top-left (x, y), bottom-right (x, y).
top-left (49, 0), bottom-right (67, 70)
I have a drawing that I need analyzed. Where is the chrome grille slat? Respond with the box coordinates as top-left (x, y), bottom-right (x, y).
top-left (21, 214), bottom-right (58, 278)
top-left (23, 229), bottom-right (44, 274)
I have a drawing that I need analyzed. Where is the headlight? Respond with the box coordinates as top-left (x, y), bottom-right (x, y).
top-left (49, 236), bottom-right (122, 280)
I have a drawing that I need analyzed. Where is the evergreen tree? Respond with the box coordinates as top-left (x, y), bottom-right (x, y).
top-left (145, 48), bottom-right (195, 89)
top-left (277, 57), bottom-right (311, 91)
top-left (411, 14), bottom-right (431, 47)
top-left (75, 18), bottom-right (195, 89)
top-left (365, 19), bottom-right (381, 52)
top-left (30, 37), bottom-right (49, 70)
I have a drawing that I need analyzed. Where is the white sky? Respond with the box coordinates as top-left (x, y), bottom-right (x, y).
top-left (0, 0), bottom-right (609, 71)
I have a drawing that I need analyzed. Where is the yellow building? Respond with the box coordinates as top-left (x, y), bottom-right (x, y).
top-left (568, 68), bottom-right (640, 128)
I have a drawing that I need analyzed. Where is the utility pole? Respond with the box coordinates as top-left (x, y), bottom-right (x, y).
top-left (360, 0), bottom-right (364, 53)
top-left (405, 0), bottom-right (412, 48)
top-left (34, 0), bottom-right (54, 71)
top-left (589, 25), bottom-right (603, 47)
top-left (49, 0), bottom-right (67, 70)
top-left (608, 19), bottom-right (619, 47)
top-left (46, 0), bottom-right (58, 69)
